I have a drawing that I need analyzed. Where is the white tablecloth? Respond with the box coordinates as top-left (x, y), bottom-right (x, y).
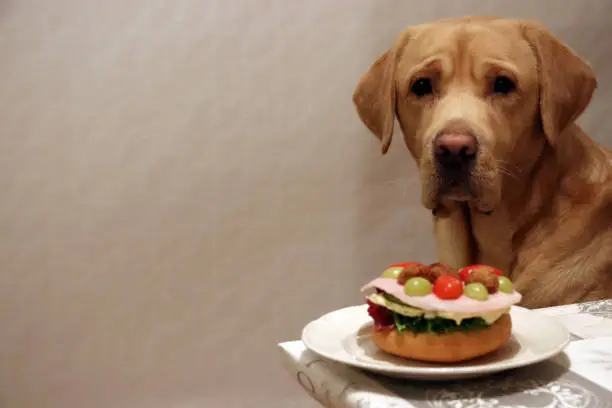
top-left (279, 300), bottom-right (612, 408)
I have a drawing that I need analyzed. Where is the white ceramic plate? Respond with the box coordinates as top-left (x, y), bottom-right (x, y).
top-left (301, 305), bottom-right (570, 380)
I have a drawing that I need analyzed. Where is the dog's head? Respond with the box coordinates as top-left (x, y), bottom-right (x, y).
top-left (353, 17), bottom-right (596, 213)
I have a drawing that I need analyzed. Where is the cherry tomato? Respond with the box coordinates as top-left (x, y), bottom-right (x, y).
top-left (459, 264), bottom-right (502, 280)
top-left (459, 267), bottom-right (472, 281)
top-left (389, 261), bottom-right (421, 269)
top-left (433, 275), bottom-right (463, 300)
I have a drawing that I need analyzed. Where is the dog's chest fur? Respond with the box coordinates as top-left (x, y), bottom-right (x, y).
top-left (470, 209), bottom-right (514, 273)
top-left (447, 191), bottom-right (612, 308)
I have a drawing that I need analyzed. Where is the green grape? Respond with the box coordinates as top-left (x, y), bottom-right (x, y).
top-left (464, 283), bottom-right (489, 301)
top-left (498, 276), bottom-right (514, 294)
top-left (381, 266), bottom-right (404, 279)
top-left (404, 277), bottom-right (432, 296)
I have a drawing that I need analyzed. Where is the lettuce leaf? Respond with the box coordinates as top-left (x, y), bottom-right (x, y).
top-left (392, 311), bottom-right (489, 335)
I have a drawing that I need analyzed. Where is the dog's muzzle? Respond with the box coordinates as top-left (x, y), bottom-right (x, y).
top-left (433, 129), bottom-right (478, 199)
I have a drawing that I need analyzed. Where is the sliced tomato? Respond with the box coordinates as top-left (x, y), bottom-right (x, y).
top-left (459, 264), bottom-right (503, 280)
top-left (433, 275), bottom-right (463, 299)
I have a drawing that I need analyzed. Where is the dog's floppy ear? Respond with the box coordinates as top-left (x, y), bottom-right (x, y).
top-left (521, 20), bottom-right (597, 145)
top-left (352, 51), bottom-right (397, 154)
top-left (352, 33), bottom-right (410, 154)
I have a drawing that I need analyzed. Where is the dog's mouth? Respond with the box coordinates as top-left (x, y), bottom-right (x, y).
top-left (421, 161), bottom-right (501, 214)
top-left (440, 188), bottom-right (472, 202)
top-left (437, 170), bottom-right (473, 201)
top-left (432, 173), bottom-right (474, 205)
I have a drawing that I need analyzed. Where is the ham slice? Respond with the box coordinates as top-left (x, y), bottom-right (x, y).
top-left (361, 277), bottom-right (521, 314)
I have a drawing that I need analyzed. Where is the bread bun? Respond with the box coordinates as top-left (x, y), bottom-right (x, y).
top-left (371, 313), bottom-right (512, 363)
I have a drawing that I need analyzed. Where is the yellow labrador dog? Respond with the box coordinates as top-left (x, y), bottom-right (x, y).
top-left (353, 17), bottom-right (612, 308)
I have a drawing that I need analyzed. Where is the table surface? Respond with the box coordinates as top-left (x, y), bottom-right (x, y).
top-left (279, 300), bottom-right (612, 408)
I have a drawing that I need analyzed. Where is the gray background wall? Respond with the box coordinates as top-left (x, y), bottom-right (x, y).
top-left (0, 1), bottom-right (610, 407)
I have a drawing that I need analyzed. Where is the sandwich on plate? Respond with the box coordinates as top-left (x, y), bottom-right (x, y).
top-left (361, 262), bottom-right (522, 363)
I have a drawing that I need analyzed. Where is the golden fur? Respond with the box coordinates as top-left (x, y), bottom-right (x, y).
top-left (353, 17), bottom-right (612, 308)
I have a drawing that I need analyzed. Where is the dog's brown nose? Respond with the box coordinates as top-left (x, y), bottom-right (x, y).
top-left (434, 133), bottom-right (477, 159)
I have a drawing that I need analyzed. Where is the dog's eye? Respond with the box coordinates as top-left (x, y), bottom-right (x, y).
top-left (492, 76), bottom-right (516, 95)
top-left (410, 78), bottom-right (434, 97)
